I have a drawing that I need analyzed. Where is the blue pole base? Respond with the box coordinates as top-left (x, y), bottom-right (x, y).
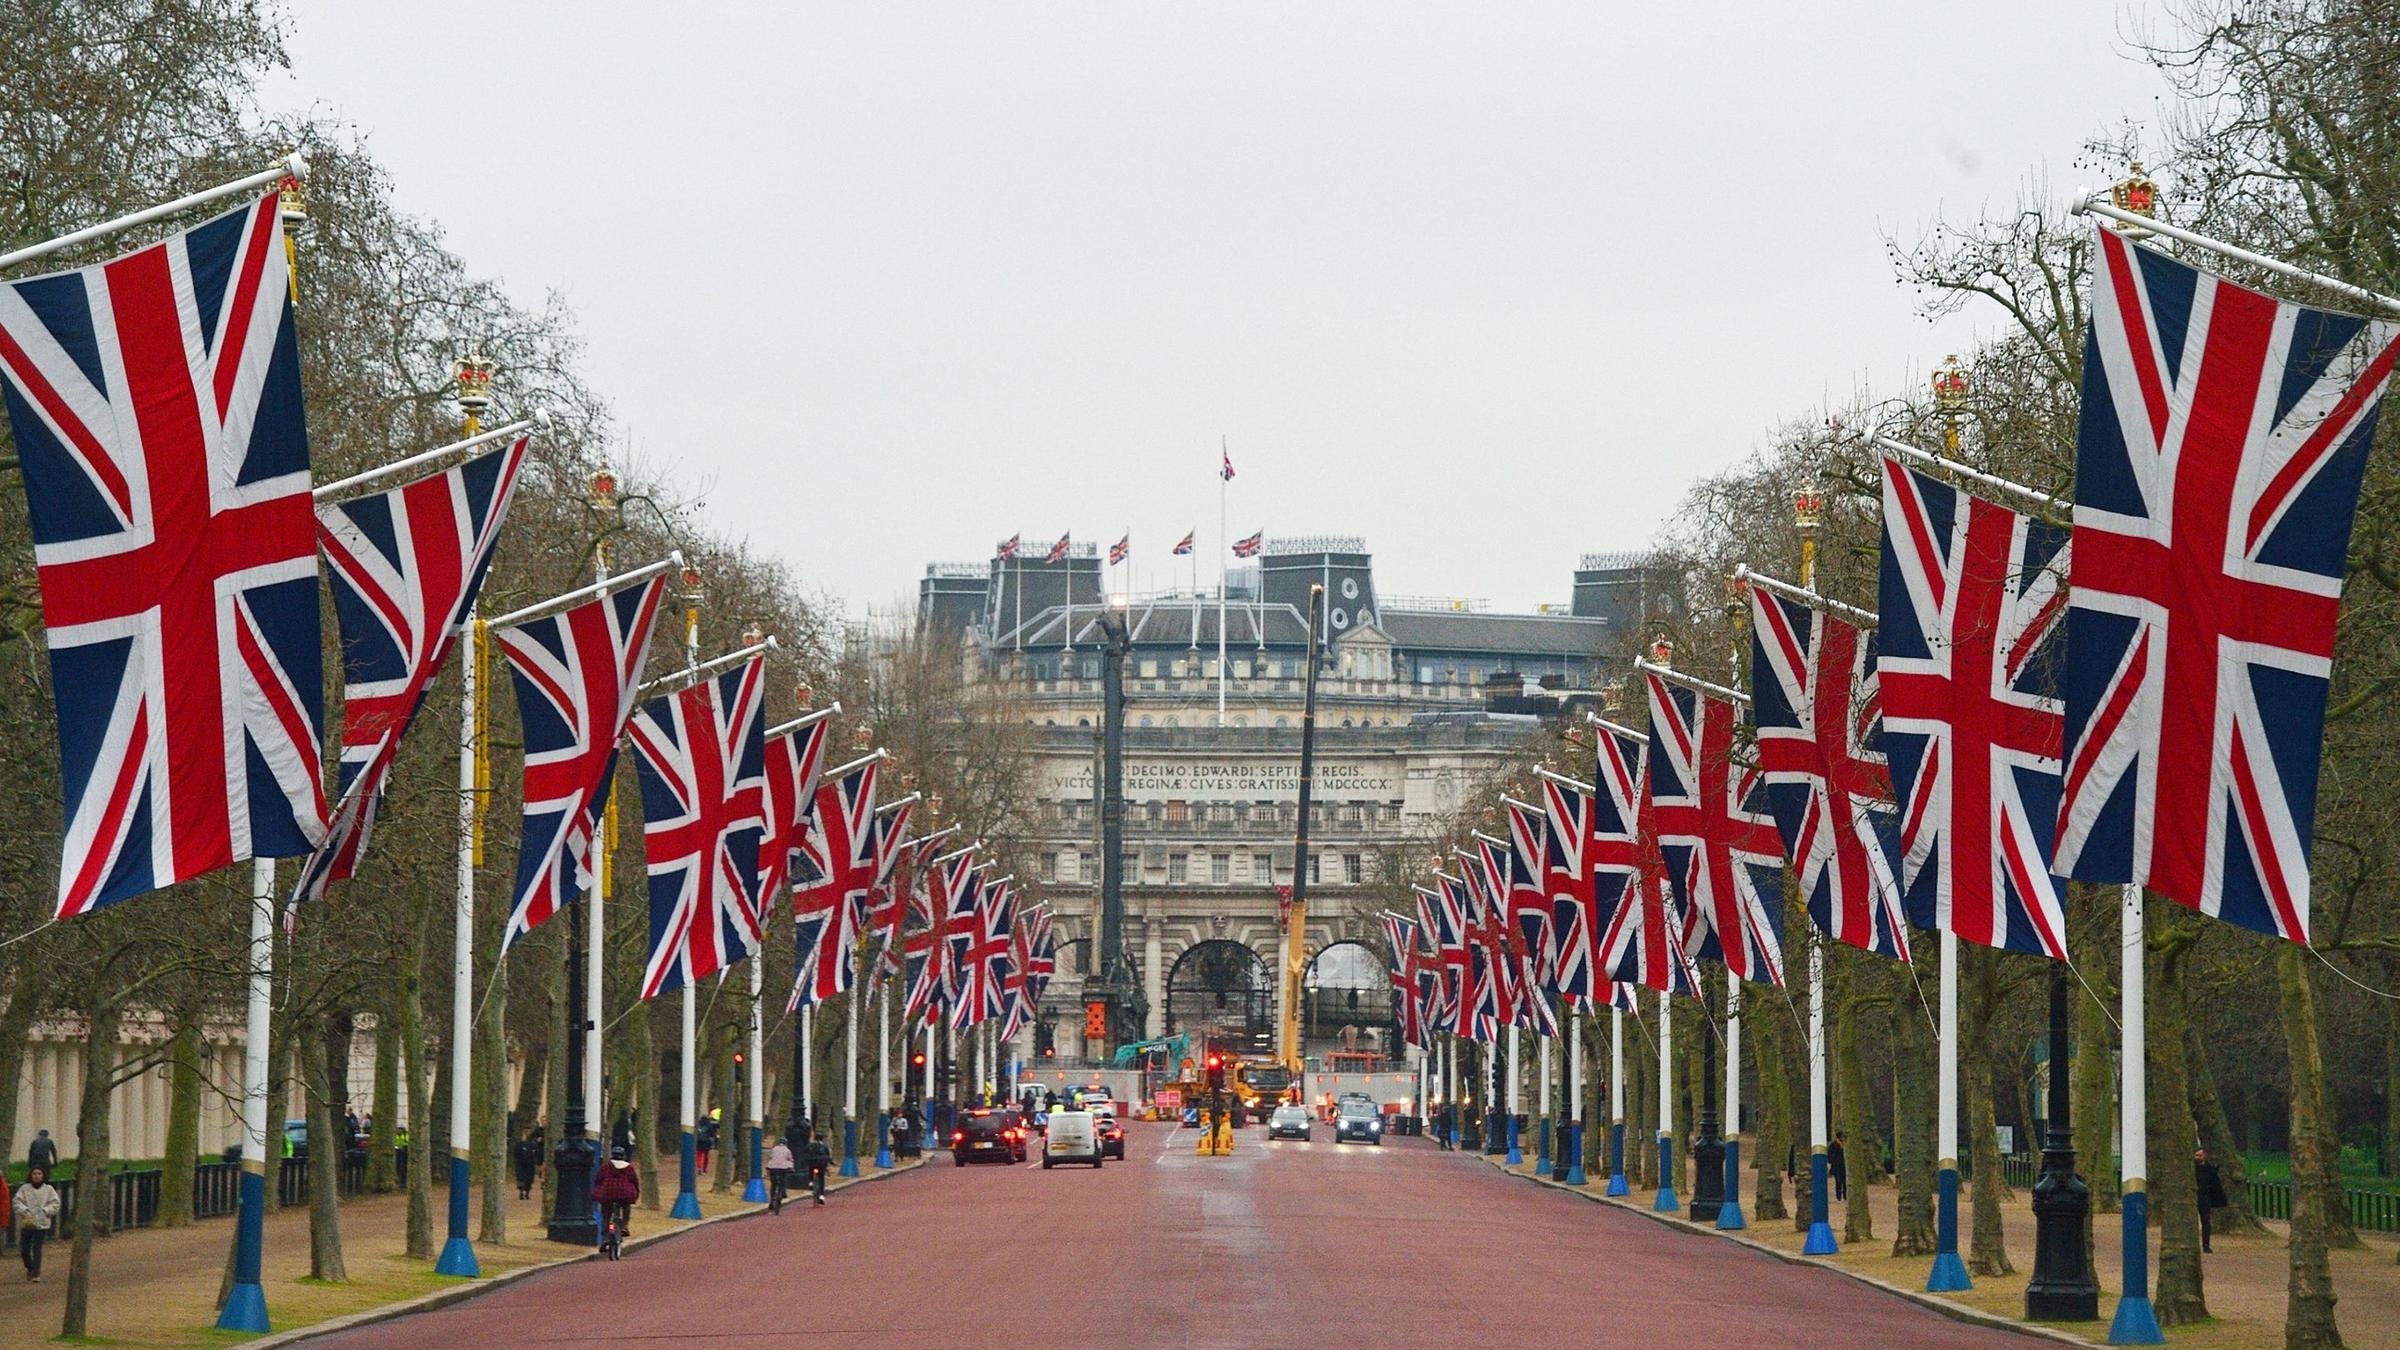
top-left (1803, 1221), bottom-right (1840, 1255)
top-left (874, 1147), bottom-right (894, 1169)
top-left (1653, 1185), bottom-right (1680, 1213)
top-left (1505, 1116), bottom-right (1523, 1166)
top-left (2107, 1295), bottom-right (2165, 1345)
top-left (1928, 1250), bottom-right (1972, 1293)
top-left (1606, 1123), bottom-right (1628, 1194)
top-left (435, 1235), bottom-right (481, 1278)
top-left (672, 1131), bottom-right (703, 1218)
top-left (876, 1117), bottom-right (893, 1168)
top-left (1605, 1172), bottom-right (1629, 1196)
top-left (1716, 1198), bottom-right (1747, 1230)
top-left (839, 1117), bottom-right (860, 1177)
top-left (743, 1124), bottom-right (765, 1201)
top-left (1565, 1124), bottom-right (1588, 1186)
top-left (1718, 1139), bottom-right (1745, 1229)
top-left (217, 1281), bottom-right (271, 1334)
top-left (670, 1189), bottom-right (704, 1219)
top-left (1535, 1117), bottom-right (1551, 1176)
top-left (741, 1176), bottom-right (770, 1202)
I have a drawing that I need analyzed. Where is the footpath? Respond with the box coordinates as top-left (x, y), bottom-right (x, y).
top-left (1472, 1142), bottom-right (2400, 1348)
top-left (0, 1161), bottom-right (920, 1346)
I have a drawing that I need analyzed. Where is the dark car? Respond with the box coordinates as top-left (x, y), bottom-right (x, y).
top-left (1096, 1114), bottom-right (1127, 1160)
top-left (1333, 1100), bottom-right (1384, 1146)
top-left (952, 1108), bottom-right (1026, 1166)
top-left (1267, 1104), bottom-right (1313, 1141)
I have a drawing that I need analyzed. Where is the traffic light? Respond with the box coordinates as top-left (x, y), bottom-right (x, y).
top-left (911, 1051), bottom-right (928, 1069)
top-left (1205, 1053), bottom-right (1225, 1092)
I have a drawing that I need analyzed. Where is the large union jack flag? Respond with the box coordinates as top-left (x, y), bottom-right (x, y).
top-left (1024, 908), bottom-right (1058, 1002)
top-left (0, 193), bottom-right (326, 917)
top-left (1599, 724), bottom-right (1699, 996)
top-left (1500, 803), bottom-right (1556, 993)
top-left (861, 799), bottom-right (915, 985)
top-left (1879, 457), bottom-right (2071, 958)
top-left (903, 849), bottom-right (975, 1028)
top-left (1478, 834), bottom-right (1555, 1035)
top-left (789, 759), bottom-right (876, 1009)
top-left (295, 438), bottom-right (528, 908)
top-left (1414, 884), bottom-right (1467, 1036)
top-left (497, 575), bottom-right (668, 951)
top-left (1537, 776), bottom-right (1603, 1006)
top-left (757, 720), bottom-right (830, 914)
top-left (2058, 229), bottom-right (2400, 943)
top-left (1646, 673), bottom-right (1784, 984)
top-left (630, 656), bottom-right (768, 998)
top-left (952, 877), bottom-right (1017, 1030)
top-left (1384, 912), bottom-right (1425, 1049)
top-left (1750, 589), bottom-right (1912, 961)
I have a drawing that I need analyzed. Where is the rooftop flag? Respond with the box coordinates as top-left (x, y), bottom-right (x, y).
top-left (1044, 533), bottom-right (1070, 564)
top-left (1173, 531), bottom-right (1195, 556)
top-left (1232, 530), bottom-right (1263, 559)
top-left (1109, 534), bottom-right (1129, 565)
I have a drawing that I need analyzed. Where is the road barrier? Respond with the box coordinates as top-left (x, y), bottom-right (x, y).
top-left (4, 1150), bottom-right (414, 1245)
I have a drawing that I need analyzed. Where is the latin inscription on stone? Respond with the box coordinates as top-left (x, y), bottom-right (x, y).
top-left (1039, 758), bottom-right (1397, 800)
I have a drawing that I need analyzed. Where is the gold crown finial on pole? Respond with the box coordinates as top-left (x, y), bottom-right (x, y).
top-left (2110, 161), bottom-right (2159, 237)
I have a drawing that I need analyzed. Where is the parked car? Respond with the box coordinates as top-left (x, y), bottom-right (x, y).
top-left (1268, 1104), bottom-right (1313, 1141)
top-left (952, 1109), bottom-right (1023, 1166)
top-left (1333, 1100), bottom-right (1384, 1146)
top-left (1044, 1110), bottom-right (1104, 1169)
top-left (1097, 1114), bottom-right (1127, 1159)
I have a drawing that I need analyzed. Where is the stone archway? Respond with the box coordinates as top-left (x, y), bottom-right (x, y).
top-left (1302, 939), bottom-right (1393, 1057)
top-left (1164, 939), bottom-right (1272, 1054)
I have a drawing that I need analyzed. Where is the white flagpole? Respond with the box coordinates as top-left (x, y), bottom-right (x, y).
top-left (436, 617), bottom-right (480, 1275)
top-left (216, 859), bottom-right (276, 1331)
top-left (800, 1006), bottom-right (814, 1127)
top-left (0, 152), bottom-right (307, 271)
top-left (1804, 933), bottom-right (1835, 1251)
top-left (1654, 989), bottom-right (1677, 1210)
top-left (743, 955), bottom-right (767, 1201)
top-left (875, 985), bottom-right (893, 1167)
top-left (1217, 441), bottom-right (1228, 727)
top-left (1719, 975), bottom-right (1747, 1228)
top-left (2111, 884), bottom-right (2161, 1339)
top-left (1567, 1005), bottom-right (1587, 1185)
top-left (1607, 1007), bottom-right (1627, 1194)
top-left (1506, 1024), bottom-right (1523, 1164)
top-left (1929, 928), bottom-right (1967, 1284)
top-left (842, 989), bottom-right (860, 1175)
top-left (669, 600), bottom-right (703, 1220)
top-left (1537, 1031), bottom-right (1553, 1176)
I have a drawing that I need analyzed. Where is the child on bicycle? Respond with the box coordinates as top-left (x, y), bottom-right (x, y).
top-left (593, 1143), bottom-right (641, 1249)
top-left (764, 1136), bottom-right (795, 1213)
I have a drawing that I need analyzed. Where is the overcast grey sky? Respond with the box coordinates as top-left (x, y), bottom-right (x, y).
top-left (277, 3), bottom-right (2167, 614)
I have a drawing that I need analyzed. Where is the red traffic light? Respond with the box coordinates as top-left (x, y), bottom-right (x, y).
top-left (1207, 1054), bottom-right (1223, 1068)
top-left (911, 1052), bottom-right (928, 1068)
top-left (732, 1052), bottom-right (744, 1065)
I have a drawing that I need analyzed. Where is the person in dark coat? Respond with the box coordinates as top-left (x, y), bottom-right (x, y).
top-left (2196, 1148), bottom-right (2230, 1252)
top-left (799, 1127), bottom-right (832, 1206)
top-left (512, 1127), bottom-right (544, 1199)
top-left (1829, 1131), bottom-right (1849, 1201)
top-left (26, 1131), bottom-right (57, 1173)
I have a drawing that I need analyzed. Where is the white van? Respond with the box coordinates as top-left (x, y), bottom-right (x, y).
top-left (1043, 1110), bottom-right (1104, 1168)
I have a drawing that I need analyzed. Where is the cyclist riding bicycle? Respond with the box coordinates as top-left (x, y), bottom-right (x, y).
top-left (593, 1143), bottom-right (641, 1249)
top-left (764, 1136), bottom-right (796, 1213)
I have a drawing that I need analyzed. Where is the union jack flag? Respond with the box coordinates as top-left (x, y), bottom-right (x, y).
top-left (996, 534), bottom-right (1020, 559)
top-left (1749, 590), bottom-right (1911, 961)
top-left (903, 849), bottom-right (974, 1027)
top-left (1024, 909), bottom-right (1058, 1001)
top-left (1044, 534), bottom-right (1070, 564)
top-left (1451, 866), bottom-right (1507, 1044)
top-left (757, 720), bottom-right (831, 912)
top-left (788, 760), bottom-right (876, 1009)
top-left (1500, 805), bottom-right (1555, 992)
top-left (1645, 674), bottom-right (1783, 985)
top-left (952, 878), bottom-right (1016, 1030)
top-left (1414, 884), bottom-right (1466, 1035)
top-left (1384, 913), bottom-right (1425, 1048)
top-left (295, 438), bottom-right (527, 907)
top-left (1221, 448), bottom-right (1236, 481)
top-left (2058, 229), bottom-right (2399, 943)
top-left (1599, 725), bottom-right (1699, 996)
top-left (861, 800), bottom-right (914, 984)
top-left (1232, 530), bottom-right (1263, 559)
top-left (1543, 763), bottom-right (1627, 1007)
top-left (0, 193), bottom-right (326, 918)
top-left (1880, 457), bottom-right (2071, 958)
top-left (1109, 534), bottom-right (1129, 565)
top-left (497, 576), bottom-right (668, 951)
top-left (1173, 531), bottom-right (1195, 556)
top-left (629, 655), bottom-right (768, 998)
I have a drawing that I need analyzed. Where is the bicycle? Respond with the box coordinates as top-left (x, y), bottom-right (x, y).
top-left (599, 1203), bottom-right (627, 1260)
top-left (767, 1169), bottom-right (788, 1215)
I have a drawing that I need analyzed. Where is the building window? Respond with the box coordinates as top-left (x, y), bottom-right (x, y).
top-left (1168, 853), bottom-right (1188, 884)
top-left (1165, 799), bottom-right (1189, 824)
top-left (1078, 852), bottom-right (1094, 882)
top-left (1344, 853), bottom-right (1363, 884)
top-left (1140, 659), bottom-right (1158, 678)
top-left (1212, 854), bottom-right (1230, 884)
top-left (1041, 852), bottom-right (1058, 882)
top-left (1121, 850), bottom-right (1137, 880)
top-left (1307, 854), bottom-right (1321, 885)
top-left (1253, 852), bottom-right (1272, 882)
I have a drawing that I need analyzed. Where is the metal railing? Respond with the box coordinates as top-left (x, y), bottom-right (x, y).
top-left (1993, 1155), bottom-right (2400, 1236)
top-left (4, 1149), bottom-right (416, 1244)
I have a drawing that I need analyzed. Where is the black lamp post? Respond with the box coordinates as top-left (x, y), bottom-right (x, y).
top-left (2025, 963), bottom-right (2098, 1319)
top-left (1690, 993), bottom-right (1725, 1222)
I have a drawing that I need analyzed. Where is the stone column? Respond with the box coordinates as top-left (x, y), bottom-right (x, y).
top-left (1144, 914), bottom-right (1165, 1039)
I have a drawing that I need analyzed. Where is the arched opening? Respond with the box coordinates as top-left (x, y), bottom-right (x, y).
top-left (1302, 940), bottom-right (1393, 1061)
top-left (1165, 939), bottom-right (1272, 1054)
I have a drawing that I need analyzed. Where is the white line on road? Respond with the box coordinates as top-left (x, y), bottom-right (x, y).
top-left (1155, 1122), bottom-right (1183, 1162)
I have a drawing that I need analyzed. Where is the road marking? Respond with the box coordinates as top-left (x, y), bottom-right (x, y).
top-left (1155, 1122), bottom-right (1183, 1162)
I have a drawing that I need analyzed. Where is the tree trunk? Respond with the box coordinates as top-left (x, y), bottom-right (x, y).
top-left (401, 948), bottom-right (434, 1260)
top-left (2185, 1008), bottom-right (2266, 1234)
top-left (60, 996), bottom-right (120, 1339)
top-left (309, 1011), bottom-right (349, 1282)
top-left (543, 930), bottom-right (569, 1215)
top-left (1751, 992), bottom-right (1790, 1222)
top-left (1836, 969), bottom-right (1878, 1245)
top-left (2150, 923), bottom-right (2208, 1325)
top-left (629, 997), bottom-right (662, 1209)
top-left (367, 1014), bottom-right (398, 1193)
top-left (2074, 886), bottom-right (2117, 1217)
top-left (1790, 996), bottom-right (1814, 1232)
top-left (2279, 944), bottom-right (2342, 1349)
top-left (476, 958), bottom-right (507, 1243)
top-left (2383, 989), bottom-right (2400, 1182)
top-left (1966, 946), bottom-right (2013, 1276)
top-left (2315, 1054), bottom-right (2360, 1251)
top-left (0, 965), bottom-right (49, 1179)
top-left (160, 1004), bottom-right (202, 1227)
top-left (1891, 976), bottom-right (1936, 1257)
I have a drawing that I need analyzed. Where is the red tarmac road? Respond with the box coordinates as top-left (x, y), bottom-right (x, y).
top-left (312, 1122), bottom-right (2032, 1347)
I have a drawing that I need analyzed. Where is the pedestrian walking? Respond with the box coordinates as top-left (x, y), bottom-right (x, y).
top-left (801, 1127), bottom-right (832, 1206)
top-left (2196, 1149), bottom-right (2229, 1253)
top-left (26, 1130), bottom-right (56, 1173)
top-left (765, 1137), bottom-right (795, 1214)
top-left (1829, 1131), bottom-right (1849, 1201)
top-left (14, 1166), bottom-right (59, 1282)
top-left (512, 1128), bottom-right (543, 1200)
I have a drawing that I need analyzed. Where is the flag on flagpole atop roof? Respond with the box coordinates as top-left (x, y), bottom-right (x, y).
top-left (996, 534), bottom-right (1020, 559)
top-left (295, 436), bottom-right (529, 908)
top-left (1749, 585), bottom-right (1912, 960)
top-left (1044, 534), bottom-right (1070, 564)
top-left (0, 191), bottom-right (328, 918)
top-left (497, 576), bottom-right (669, 951)
top-left (629, 655), bottom-right (769, 998)
top-left (1109, 534), bottom-right (1129, 565)
top-left (1173, 531), bottom-right (1195, 556)
top-left (1221, 446), bottom-right (1235, 481)
top-left (2056, 226), bottom-right (2400, 944)
top-left (1232, 531), bottom-right (1263, 559)
top-left (1878, 456), bottom-right (2071, 959)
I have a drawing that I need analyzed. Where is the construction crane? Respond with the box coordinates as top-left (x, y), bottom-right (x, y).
top-left (1276, 584), bottom-right (1326, 1080)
